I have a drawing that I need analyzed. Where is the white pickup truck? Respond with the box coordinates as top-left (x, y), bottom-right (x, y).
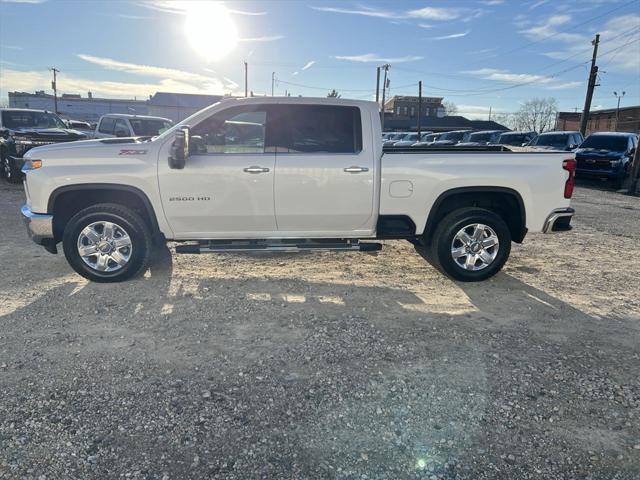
top-left (20, 97), bottom-right (576, 283)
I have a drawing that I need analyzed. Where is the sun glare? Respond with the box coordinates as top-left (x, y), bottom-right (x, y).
top-left (184, 2), bottom-right (238, 61)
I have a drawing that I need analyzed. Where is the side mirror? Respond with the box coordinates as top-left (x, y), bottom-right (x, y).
top-left (169, 126), bottom-right (190, 170)
top-left (568, 144), bottom-right (578, 151)
top-left (114, 129), bottom-right (128, 138)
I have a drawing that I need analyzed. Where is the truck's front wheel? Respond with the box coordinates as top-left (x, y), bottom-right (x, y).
top-left (429, 208), bottom-right (511, 282)
top-left (62, 204), bottom-right (152, 282)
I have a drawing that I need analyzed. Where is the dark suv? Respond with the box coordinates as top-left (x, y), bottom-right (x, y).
top-left (0, 109), bottom-right (87, 183)
top-left (575, 132), bottom-right (638, 187)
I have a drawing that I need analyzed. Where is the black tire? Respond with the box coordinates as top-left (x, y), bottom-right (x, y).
top-left (2, 154), bottom-right (22, 183)
top-left (62, 203), bottom-right (152, 282)
top-left (0, 148), bottom-right (6, 179)
top-left (428, 207), bottom-right (511, 282)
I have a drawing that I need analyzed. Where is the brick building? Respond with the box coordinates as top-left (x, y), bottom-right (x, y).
top-left (383, 95), bottom-right (445, 118)
top-left (556, 106), bottom-right (640, 135)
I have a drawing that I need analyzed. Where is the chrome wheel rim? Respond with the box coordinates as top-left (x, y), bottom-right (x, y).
top-left (3, 158), bottom-right (11, 179)
top-left (77, 221), bottom-right (132, 272)
top-left (451, 223), bottom-right (499, 271)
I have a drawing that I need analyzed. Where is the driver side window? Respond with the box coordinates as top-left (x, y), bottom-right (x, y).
top-left (192, 107), bottom-right (267, 154)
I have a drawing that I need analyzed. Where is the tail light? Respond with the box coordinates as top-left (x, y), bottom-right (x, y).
top-left (563, 158), bottom-right (576, 199)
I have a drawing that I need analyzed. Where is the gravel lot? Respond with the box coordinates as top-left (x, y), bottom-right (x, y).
top-left (1, 180), bottom-right (639, 480)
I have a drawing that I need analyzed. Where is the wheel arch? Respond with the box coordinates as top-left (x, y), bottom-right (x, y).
top-left (422, 186), bottom-right (527, 244)
top-left (48, 183), bottom-right (161, 242)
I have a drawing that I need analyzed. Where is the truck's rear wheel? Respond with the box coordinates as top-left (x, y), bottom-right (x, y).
top-left (429, 207), bottom-right (511, 282)
top-left (62, 204), bottom-right (152, 282)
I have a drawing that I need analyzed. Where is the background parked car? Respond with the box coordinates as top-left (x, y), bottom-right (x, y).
top-left (413, 132), bottom-right (443, 146)
top-left (0, 108), bottom-right (86, 183)
top-left (457, 130), bottom-right (506, 146)
top-left (94, 114), bottom-right (173, 139)
top-left (65, 119), bottom-right (95, 137)
top-left (528, 131), bottom-right (584, 151)
top-left (383, 132), bottom-right (410, 147)
top-left (432, 130), bottom-right (471, 146)
top-left (393, 132), bottom-right (422, 147)
top-left (575, 132), bottom-right (638, 188)
top-left (497, 131), bottom-right (537, 147)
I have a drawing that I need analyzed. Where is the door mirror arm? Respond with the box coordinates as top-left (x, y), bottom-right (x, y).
top-left (169, 126), bottom-right (190, 170)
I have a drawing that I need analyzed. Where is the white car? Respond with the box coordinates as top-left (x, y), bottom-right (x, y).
top-left (393, 132), bottom-right (421, 147)
top-left (21, 97), bottom-right (575, 283)
top-left (94, 114), bottom-right (173, 139)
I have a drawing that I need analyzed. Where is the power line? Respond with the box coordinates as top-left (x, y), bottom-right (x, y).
top-left (466, 0), bottom-right (639, 65)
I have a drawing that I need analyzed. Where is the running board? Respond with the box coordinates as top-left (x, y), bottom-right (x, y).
top-left (175, 239), bottom-right (382, 254)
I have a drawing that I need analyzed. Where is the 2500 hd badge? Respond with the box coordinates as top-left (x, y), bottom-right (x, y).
top-left (169, 196), bottom-right (211, 202)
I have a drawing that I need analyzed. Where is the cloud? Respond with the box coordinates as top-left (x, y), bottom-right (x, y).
top-left (0, 0), bottom-right (46, 3)
top-left (292, 71), bottom-right (299, 76)
top-left (142, 1), bottom-right (265, 16)
top-left (406, 6), bottom-right (464, 21)
top-left (0, 44), bottom-right (23, 50)
top-left (431, 30), bottom-right (470, 40)
top-left (309, 5), bottom-right (400, 19)
top-left (542, 14), bottom-right (640, 71)
top-left (77, 54), bottom-right (223, 85)
top-left (480, 0), bottom-right (504, 5)
top-left (465, 67), bottom-right (585, 91)
top-left (465, 68), bottom-right (554, 84)
top-left (529, 0), bottom-right (550, 9)
top-left (548, 81), bottom-right (582, 90)
top-left (302, 61), bottom-right (315, 71)
top-left (311, 4), bottom-right (481, 22)
top-left (0, 68), bottom-right (236, 100)
top-left (519, 14), bottom-right (584, 43)
top-left (238, 35), bottom-right (284, 42)
top-left (334, 53), bottom-right (424, 63)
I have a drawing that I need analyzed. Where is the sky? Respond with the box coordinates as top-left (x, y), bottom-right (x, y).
top-left (0, 0), bottom-right (639, 119)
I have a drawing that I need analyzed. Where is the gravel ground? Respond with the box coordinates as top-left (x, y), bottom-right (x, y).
top-left (1, 181), bottom-right (639, 480)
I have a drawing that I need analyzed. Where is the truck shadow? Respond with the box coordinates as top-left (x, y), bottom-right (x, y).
top-left (1, 251), bottom-right (638, 479)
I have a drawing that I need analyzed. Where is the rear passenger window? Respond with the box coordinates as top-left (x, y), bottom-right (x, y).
top-left (99, 117), bottom-right (115, 134)
top-left (280, 105), bottom-right (362, 154)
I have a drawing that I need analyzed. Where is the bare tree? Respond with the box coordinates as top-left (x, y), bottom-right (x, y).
top-left (327, 89), bottom-right (341, 98)
top-left (442, 100), bottom-right (458, 116)
top-left (513, 97), bottom-right (558, 133)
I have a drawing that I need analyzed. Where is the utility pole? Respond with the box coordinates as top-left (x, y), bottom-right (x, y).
top-left (375, 66), bottom-right (381, 105)
top-left (380, 64), bottom-right (390, 131)
top-left (49, 67), bottom-right (59, 114)
top-left (488, 106), bottom-right (492, 121)
top-left (417, 81), bottom-right (422, 137)
top-left (613, 90), bottom-right (625, 131)
top-left (579, 34), bottom-right (600, 136)
top-left (244, 62), bottom-right (248, 98)
top-left (271, 72), bottom-right (275, 96)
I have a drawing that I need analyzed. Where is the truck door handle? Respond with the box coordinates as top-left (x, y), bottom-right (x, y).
top-left (243, 166), bottom-right (270, 173)
top-left (343, 166), bottom-right (369, 173)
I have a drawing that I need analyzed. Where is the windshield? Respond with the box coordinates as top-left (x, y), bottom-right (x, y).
top-left (2, 110), bottom-right (67, 129)
top-left (390, 133), bottom-right (406, 140)
top-left (423, 134), bottom-right (438, 142)
top-left (580, 135), bottom-right (629, 151)
top-left (403, 133), bottom-right (418, 141)
top-left (531, 134), bottom-right (569, 148)
top-left (129, 118), bottom-right (173, 136)
top-left (439, 131), bottom-right (467, 141)
top-left (499, 133), bottom-right (530, 145)
top-left (468, 132), bottom-right (498, 143)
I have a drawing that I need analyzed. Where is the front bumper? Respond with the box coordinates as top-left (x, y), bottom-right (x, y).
top-left (21, 205), bottom-right (57, 252)
top-left (543, 208), bottom-right (575, 233)
top-left (9, 156), bottom-right (25, 171)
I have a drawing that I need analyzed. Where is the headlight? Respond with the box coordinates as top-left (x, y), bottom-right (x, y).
top-left (22, 159), bottom-right (42, 171)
